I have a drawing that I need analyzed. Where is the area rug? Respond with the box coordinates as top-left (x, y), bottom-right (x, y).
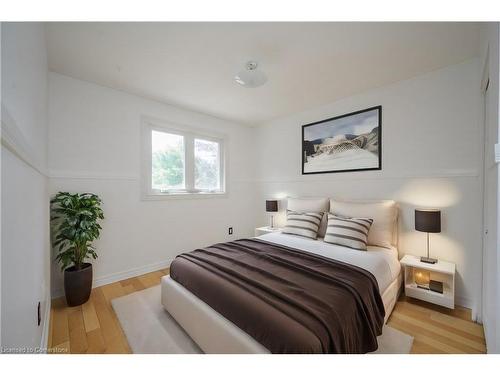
top-left (111, 285), bottom-right (413, 354)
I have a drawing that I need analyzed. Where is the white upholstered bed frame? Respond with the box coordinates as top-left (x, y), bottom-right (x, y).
top-left (161, 271), bottom-right (402, 354)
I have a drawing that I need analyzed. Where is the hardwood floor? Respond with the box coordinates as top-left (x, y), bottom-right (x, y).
top-left (48, 269), bottom-right (169, 354)
top-left (48, 269), bottom-right (486, 354)
top-left (387, 296), bottom-right (486, 353)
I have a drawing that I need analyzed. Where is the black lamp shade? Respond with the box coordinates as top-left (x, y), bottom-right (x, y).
top-left (415, 209), bottom-right (441, 233)
top-left (266, 200), bottom-right (278, 212)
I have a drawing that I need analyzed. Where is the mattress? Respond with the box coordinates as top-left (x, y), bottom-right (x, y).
top-left (162, 232), bottom-right (402, 353)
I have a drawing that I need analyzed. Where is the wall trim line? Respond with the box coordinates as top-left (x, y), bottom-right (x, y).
top-left (47, 170), bottom-right (477, 183)
top-left (49, 170), bottom-right (139, 181)
top-left (48, 169), bottom-right (256, 184)
top-left (255, 169), bottom-right (479, 184)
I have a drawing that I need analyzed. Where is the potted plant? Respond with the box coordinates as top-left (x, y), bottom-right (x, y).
top-left (51, 192), bottom-right (104, 306)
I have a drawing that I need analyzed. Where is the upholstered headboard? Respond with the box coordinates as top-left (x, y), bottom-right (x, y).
top-left (285, 197), bottom-right (399, 249)
top-left (286, 197), bottom-right (329, 237)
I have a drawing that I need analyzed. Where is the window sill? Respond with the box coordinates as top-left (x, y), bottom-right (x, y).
top-left (141, 191), bottom-right (227, 201)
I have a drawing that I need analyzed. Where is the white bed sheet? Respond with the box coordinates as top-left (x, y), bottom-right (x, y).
top-left (258, 232), bottom-right (400, 293)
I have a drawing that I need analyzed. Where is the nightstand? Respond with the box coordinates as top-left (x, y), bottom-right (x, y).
top-left (400, 254), bottom-right (455, 309)
top-left (254, 226), bottom-right (280, 236)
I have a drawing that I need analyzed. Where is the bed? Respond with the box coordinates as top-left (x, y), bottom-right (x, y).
top-left (161, 229), bottom-right (401, 354)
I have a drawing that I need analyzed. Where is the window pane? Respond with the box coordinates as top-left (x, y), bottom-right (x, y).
top-left (195, 139), bottom-right (220, 191)
top-left (151, 130), bottom-right (185, 190)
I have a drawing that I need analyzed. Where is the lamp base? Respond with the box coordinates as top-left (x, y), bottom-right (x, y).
top-left (420, 256), bottom-right (438, 264)
top-left (269, 215), bottom-right (274, 228)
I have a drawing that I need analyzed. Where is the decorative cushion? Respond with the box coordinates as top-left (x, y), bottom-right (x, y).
top-left (324, 214), bottom-right (373, 251)
top-left (329, 199), bottom-right (397, 248)
top-left (287, 197), bottom-right (329, 237)
top-left (282, 211), bottom-right (323, 239)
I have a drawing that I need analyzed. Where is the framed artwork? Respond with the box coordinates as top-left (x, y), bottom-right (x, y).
top-left (302, 106), bottom-right (382, 174)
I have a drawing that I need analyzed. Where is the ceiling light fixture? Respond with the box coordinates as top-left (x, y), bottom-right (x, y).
top-left (234, 61), bottom-right (267, 88)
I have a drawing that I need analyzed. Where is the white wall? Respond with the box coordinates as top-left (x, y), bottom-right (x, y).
top-left (1, 23), bottom-right (50, 350)
top-left (48, 73), bottom-right (257, 294)
top-left (480, 23), bottom-right (500, 354)
top-left (254, 59), bottom-right (483, 315)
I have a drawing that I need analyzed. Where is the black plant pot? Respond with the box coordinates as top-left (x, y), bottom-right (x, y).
top-left (64, 263), bottom-right (93, 306)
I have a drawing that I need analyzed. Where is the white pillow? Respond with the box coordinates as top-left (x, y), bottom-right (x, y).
top-left (329, 199), bottom-right (397, 248)
top-left (324, 214), bottom-right (373, 251)
top-left (282, 211), bottom-right (323, 240)
top-left (287, 197), bottom-right (329, 237)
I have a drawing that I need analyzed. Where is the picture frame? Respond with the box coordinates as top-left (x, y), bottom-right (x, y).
top-left (302, 106), bottom-right (382, 174)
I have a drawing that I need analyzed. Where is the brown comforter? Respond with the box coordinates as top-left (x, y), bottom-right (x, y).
top-left (169, 238), bottom-right (385, 353)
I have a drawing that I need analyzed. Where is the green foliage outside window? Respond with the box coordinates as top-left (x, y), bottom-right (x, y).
top-left (152, 149), bottom-right (184, 189)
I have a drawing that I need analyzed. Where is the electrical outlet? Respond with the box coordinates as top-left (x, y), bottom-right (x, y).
top-left (37, 302), bottom-right (41, 326)
top-left (228, 227), bottom-right (233, 235)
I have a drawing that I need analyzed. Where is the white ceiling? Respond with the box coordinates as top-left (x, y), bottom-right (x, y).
top-left (47, 22), bottom-right (480, 125)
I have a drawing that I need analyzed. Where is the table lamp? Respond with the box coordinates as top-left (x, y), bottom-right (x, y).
top-left (415, 209), bottom-right (441, 264)
top-left (266, 200), bottom-right (278, 228)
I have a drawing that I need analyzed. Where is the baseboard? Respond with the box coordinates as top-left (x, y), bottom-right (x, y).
top-left (455, 295), bottom-right (472, 309)
top-left (455, 295), bottom-right (480, 321)
top-left (52, 258), bottom-right (174, 298)
top-left (40, 291), bottom-right (51, 353)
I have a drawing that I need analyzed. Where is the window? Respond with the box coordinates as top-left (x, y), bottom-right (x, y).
top-left (142, 119), bottom-right (225, 198)
top-left (194, 138), bottom-right (220, 191)
top-left (152, 130), bottom-right (185, 191)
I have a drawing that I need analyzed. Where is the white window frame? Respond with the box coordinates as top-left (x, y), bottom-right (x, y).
top-left (141, 117), bottom-right (227, 200)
